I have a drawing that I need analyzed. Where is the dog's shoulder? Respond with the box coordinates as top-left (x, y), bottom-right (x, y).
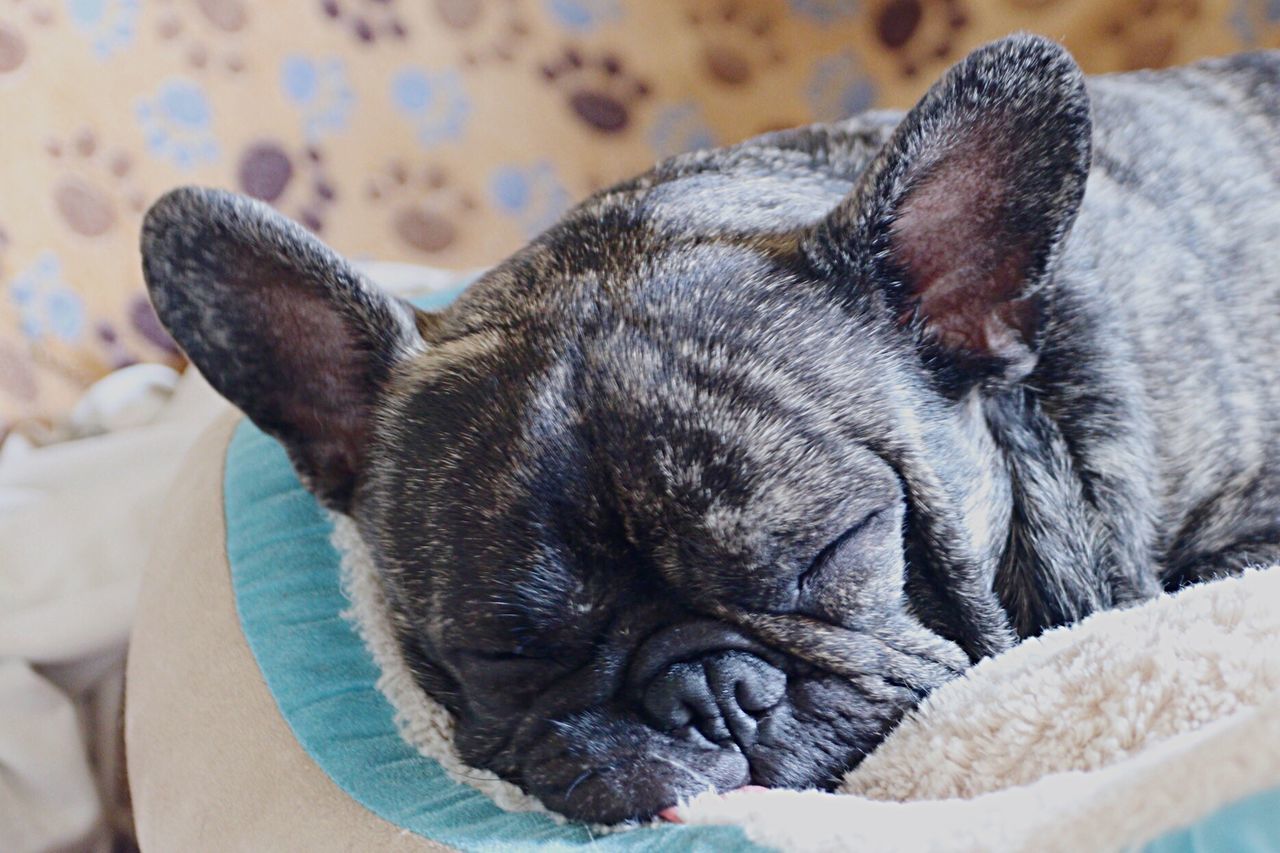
top-left (1071, 51), bottom-right (1280, 223)
top-left (1183, 50), bottom-right (1280, 118)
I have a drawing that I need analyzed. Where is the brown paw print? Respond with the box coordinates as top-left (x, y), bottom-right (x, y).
top-left (8, 0), bottom-right (56, 28)
top-left (366, 161), bottom-right (477, 255)
top-left (541, 47), bottom-right (651, 134)
top-left (1097, 0), bottom-right (1200, 70)
top-left (157, 0), bottom-right (249, 74)
top-left (873, 0), bottom-right (969, 78)
top-left (45, 130), bottom-right (147, 239)
top-left (431, 0), bottom-right (530, 66)
top-left (319, 0), bottom-right (408, 44)
top-left (237, 140), bottom-right (337, 233)
top-left (1, 0), bottom-right (57, 76)
top-left (95, 293), bottom-right (181, 370)
top-left (94, 321), bottom-right (138, 371)
top-left (0, 22), bottom-right (27, 75)
top-left (686, 0), bottom-right (785, 87)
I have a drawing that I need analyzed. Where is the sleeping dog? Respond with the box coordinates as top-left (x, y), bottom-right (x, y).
top-left (141, 35), bottom-right (1280, 824)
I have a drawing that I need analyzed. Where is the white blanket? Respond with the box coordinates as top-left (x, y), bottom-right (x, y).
top-left (0, 366), bottom-right (226, 853)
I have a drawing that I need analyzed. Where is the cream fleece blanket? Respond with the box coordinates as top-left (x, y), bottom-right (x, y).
top-left (333, 513), bottom-right (1280, 851)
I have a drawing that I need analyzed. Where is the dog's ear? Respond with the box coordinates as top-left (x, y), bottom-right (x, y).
top-left (142, 187), bottom-right (425, 513)
top-left (808, 34), bottom-right (1091, 389)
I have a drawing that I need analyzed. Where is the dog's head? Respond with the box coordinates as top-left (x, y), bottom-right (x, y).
top-left (142, 35), bottom-right (1090, 823)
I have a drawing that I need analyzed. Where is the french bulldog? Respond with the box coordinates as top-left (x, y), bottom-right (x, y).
top-left (140, 35), bottom-right (1280, 824)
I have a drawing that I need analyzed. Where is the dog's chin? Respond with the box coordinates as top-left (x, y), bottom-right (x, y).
top-left (502, 668), bottom-right (943, 825)
top-left (511, 707), bottom-right (752, 825)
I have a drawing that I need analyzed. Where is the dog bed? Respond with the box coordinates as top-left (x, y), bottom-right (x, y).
top-left (126, 290), bottom-right (1280, 852)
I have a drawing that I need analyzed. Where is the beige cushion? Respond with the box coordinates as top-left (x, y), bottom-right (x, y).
top-left (124, 412), bottom-right (446, 851)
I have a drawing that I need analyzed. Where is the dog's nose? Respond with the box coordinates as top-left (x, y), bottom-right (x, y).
top-left (642, 651), bottom-right (786, 750)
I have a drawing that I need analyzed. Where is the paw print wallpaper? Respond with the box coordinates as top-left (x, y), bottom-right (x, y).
top-left (0, 0), bottom-right (1276, 429)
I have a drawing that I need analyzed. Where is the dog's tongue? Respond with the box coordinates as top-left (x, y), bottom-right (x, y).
top-left (658, 807), bottom-right (683, 823)
top-left (658, 786), bottom-right (769, 823)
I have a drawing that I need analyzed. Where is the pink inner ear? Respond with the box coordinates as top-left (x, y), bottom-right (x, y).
top-left (890, 149), bottom-right (1033, 357)
top-left (251, 267), bottom-right (374, 499)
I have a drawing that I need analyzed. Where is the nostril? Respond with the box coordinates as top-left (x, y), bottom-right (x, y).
top-left (705, 652), bottom-right (786, 709)
top-left (705, 652), bottom-right (785, 750)
top-left (642, 651), bottom-right (787, 752)
top-left (642, 661), bottom-right (716, 733)
top-left (729, 659), bottom-right (787, 713)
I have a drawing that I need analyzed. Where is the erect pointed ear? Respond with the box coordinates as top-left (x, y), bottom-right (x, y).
top-left (808, 34), bottom-right (1091, 389)
top-left (142, 187), bottom-right (426, 513)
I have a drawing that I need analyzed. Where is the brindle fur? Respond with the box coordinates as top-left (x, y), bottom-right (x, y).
top-left (142, 36), bottom-right (1280, 824)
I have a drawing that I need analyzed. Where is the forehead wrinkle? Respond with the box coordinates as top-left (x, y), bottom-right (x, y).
top-left (588, 331), bottom-right (853, 528)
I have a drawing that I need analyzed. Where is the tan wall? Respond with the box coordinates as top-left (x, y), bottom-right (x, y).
top-left (1, 0), bottom-right (1276, 428)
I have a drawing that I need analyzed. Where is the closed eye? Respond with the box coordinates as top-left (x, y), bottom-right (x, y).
top-left (453, 649), bottom-right (574, 697)
top-left (457, 643), bottom-right (597, 677)
top-left (797, 506), bottom-right (887, 592)
top-left (458, 648), bottom-right (563, 665)
top-left (463, 648), bottom-right (532, 662)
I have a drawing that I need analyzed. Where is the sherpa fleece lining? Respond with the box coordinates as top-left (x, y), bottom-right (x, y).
top-left (334, 507), bottom-right (1280, 852)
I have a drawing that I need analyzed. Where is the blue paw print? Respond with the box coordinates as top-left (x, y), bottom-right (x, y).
top-left (544, 0), bottom-right (624, 32)
top-left (1230, 0), bottom-right (1280, 44)
top-left (9, 251), bottom-right (85, 343)
top-left (807, 50), bottom-right (877, 122)
top-left (391, 68), bottom-right (470, 148)
top-left (282, 56), bottom-right (356, 141)
top-left (67, 0), bottom-right (139, 59)
top-left (786, 0), bottom-right (860, 23)
top-left (648, 102), bottom-right (717, 158)
top-left (136, 78), bottom-right (219, 170)
top-left (490, 162), bottom-right (572, 238)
